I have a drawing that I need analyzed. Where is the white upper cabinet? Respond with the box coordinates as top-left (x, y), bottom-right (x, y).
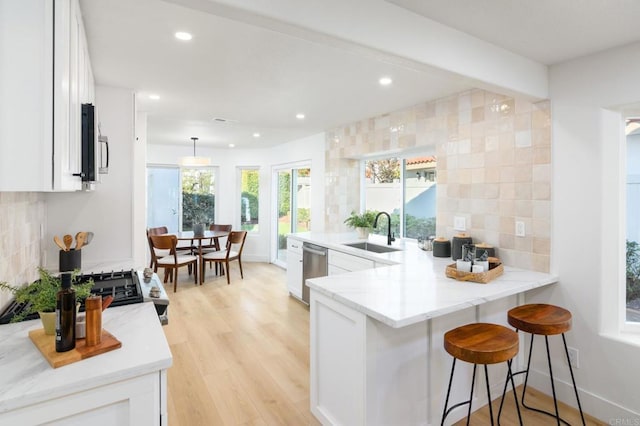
top-left (0, 0), bottom-right (94, 191)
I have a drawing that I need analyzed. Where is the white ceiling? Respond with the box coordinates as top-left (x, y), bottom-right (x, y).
top-left (389, 0), bottom-right (640, 65)
top-left (79, 0), bottom-right (640, 149)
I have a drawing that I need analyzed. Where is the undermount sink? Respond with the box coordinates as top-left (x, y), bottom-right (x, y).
top-left (342, 242), bottom-right (401, 253)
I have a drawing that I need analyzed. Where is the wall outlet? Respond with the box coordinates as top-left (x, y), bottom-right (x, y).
top-left (515, 221), bottom-right (525, 237)
top-left (454, 216), bottom-right (466, 231)
top-left (567, 347), bottom-right (579, 369)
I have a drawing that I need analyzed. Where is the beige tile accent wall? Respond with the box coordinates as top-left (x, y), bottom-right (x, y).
top-left (325, 89), bottom-right (551, 272)
top-left (0, 192), bottom-right (45, 309)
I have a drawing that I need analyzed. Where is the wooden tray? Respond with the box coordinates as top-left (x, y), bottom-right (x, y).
top-left (29, 329), bottom-right (122, 368)
top-left (445, 262), bottom-right (504, 284)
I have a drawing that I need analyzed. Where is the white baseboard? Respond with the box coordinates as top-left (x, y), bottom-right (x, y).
top-left (527, 369), bottom-right (640, 423)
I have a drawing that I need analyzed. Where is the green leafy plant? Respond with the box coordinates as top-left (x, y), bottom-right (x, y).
top-left (344, 210), bottom-right (378, 229)
top-left (0, 267), bottom-right (93, 322)
top-left (626, 240), bottom-right (640, 303)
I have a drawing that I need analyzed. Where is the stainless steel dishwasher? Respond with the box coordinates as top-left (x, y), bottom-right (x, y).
top-left (302, 242), bottom-right (328, 304)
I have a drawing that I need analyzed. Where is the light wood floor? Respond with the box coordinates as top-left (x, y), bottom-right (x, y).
top-left (163, 262), bottom-right (321, 425)
top-left (163, 262), bottom-right (603, 425)
top-left (453, 385), bottom-right (604, 425)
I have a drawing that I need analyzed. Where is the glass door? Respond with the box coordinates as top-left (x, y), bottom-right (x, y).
top-left (274, 165), bottom-right (311, 266)
top-left (276, 170), bottom-right (292, 263)
top-left (147, 166), bottom-right (180, 232)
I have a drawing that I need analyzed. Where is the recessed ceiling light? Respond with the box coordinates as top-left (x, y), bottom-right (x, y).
top-left (212, 117), bottom-right (238, 123)
top-left (253, 133), bottom-right (260, 138)
top-left (296, 113), bottom-right (305, 120)
top-left (379, 77), bottom-right (392, 86)
top-left (175, 31), bottom-right (192, 41)
top-left (229, 144), bottom-right (235, 148)
top-left (148, 94), bottom-right (160, 100)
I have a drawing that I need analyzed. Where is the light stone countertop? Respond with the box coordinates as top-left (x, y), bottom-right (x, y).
top-left (0, 302), bottom-right (172, 413)
top-left (292, 232), bottom-right (558, 328)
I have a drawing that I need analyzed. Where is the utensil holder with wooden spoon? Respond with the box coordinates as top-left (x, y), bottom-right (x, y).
top-left (59, 249), bottom-right (81, 272)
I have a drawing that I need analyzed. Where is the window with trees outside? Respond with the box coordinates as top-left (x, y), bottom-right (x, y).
top-left (240, 168), bottom-right (259, 232)
top-left (364, 155), bottom-right (436, 240)
top-left (625, 118), bottom-right (640, 323)
top-left (181, 168), bottom-right (215, 231)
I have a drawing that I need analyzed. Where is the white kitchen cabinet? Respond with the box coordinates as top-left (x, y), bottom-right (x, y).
top-left (286, 237), bottom-right (303, 299)
top-left (0, 0), bottom-right (94, 191)
top-left (328, 249), bottom-right (375, 272)
top-left (0, 303), bottom-right (171, 426)
top-left (328, 264), bottom-right (349, 276)
top-left (0, 371), bottom-right (164, 425)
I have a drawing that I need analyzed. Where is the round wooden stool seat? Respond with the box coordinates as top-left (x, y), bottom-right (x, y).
top-left (444, 323), bottom-right (519, 365)
top-left (507, 304), bottom-right (572, 335)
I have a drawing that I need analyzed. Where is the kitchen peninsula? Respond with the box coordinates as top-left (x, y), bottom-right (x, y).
top-left (0, 302), bottom-right (171, 425)
top-left (288, 232), bottom-right (557, 425)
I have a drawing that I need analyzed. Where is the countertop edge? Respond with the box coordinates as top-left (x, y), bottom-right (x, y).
top-left (299, 232), bottom-right (559, 328)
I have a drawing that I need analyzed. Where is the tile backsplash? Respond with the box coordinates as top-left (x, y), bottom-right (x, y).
top-left (0, 192), bottom-right (44, 310)
top-left (325, 89), bottom-right (551, 272)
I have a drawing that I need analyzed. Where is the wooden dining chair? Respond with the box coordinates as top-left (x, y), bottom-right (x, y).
top-left (201, 224), bottom-right (233, 252)
top-left (201, 224), bottom-right (233, 274)
top-left (147, 226), bottom-right (170, 268)
top-left (201, 230), bottom-right (247, 284)
top-left (149, 234), bottom-right (198, 292)
top-left (147, 226), bottom-right (195, 278)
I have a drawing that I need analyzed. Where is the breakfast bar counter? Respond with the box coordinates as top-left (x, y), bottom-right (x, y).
top-left (289, 232), bottom-right (558, 425)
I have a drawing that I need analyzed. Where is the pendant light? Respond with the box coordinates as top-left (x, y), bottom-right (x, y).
top-left (180, 137), bottom-right (210, 167)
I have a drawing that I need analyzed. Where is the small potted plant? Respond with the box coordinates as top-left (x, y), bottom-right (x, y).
top-left (344, 210), bottom-right (378, 239)
top-left (0, 267), bottom-right (93, 334)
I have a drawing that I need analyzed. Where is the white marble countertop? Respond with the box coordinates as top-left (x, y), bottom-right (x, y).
top-left (0, 302), bottom-right (172, 414)
top-left (292, 232), bottom-right (558, 328)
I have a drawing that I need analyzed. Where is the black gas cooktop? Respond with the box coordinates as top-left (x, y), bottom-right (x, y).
top-left (0, 269), bottom-right (143, 324)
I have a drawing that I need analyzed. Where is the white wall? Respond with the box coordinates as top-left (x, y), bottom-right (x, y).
top-left (44, 86), bottom-right (142, 271)
top-left (146, 132), bottom-right (325, 263)
top-left (533, 41), bottom-right (640, 420)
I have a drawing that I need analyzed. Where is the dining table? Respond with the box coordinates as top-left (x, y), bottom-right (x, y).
top-left (166, 230), bottom-right (230, 285)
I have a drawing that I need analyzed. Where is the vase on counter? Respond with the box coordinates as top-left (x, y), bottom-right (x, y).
top-left (356, 227), bottom-right (370, 239)
top-left (193, 223), bottom-right (205, 237)
top-left (38, 311), bottom-right (56, 335)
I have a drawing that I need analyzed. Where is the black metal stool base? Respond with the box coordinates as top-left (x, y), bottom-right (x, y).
top-left (441, 358), bottom-right (522, 426)
top-left (499, 332), bottom-right (586, 426)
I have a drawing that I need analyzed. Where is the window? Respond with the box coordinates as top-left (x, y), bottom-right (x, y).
top-left (181, 168), bottom-right (215, 231)
top-left (364, 155), bottom-right (437, 239)
top-left (239, 168), bottom-right (260, 232)
top-left (625, 118), bottom-right (640, 323)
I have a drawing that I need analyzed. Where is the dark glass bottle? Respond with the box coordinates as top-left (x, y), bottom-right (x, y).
top-left (55, 272), bottom-right (76, 352)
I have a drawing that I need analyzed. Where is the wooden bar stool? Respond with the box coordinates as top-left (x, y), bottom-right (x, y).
top-left (498, 304), bottom-right (585, 426)
top-left (441, 323), bottom-right (523, 426)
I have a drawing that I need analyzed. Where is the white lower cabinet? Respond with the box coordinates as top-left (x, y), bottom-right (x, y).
top-left (310, 291), bottom-right (521, 425)
top-left (286, 238), bottom-right (303, 299)
top-left (328, 264), bottom-right (349, 276)
top-left (0, 371), bottom-right (166, 425)
top-left (328, 250), bottom-right (375, 272)
top-left (310, 291), bottom-right (367, 425)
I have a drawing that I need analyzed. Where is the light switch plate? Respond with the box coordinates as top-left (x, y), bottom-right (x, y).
top-left (454, 216), bottom-right (466, 231)
top-left (515, 221), bottom-right (525, 237)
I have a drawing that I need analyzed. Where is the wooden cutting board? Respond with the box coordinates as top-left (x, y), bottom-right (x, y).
top-left (29, 328), bottom-right (122, 368)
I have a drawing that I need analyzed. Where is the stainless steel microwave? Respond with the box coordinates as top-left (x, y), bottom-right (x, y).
top-left (81, 103), bottom-right (109, 189)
